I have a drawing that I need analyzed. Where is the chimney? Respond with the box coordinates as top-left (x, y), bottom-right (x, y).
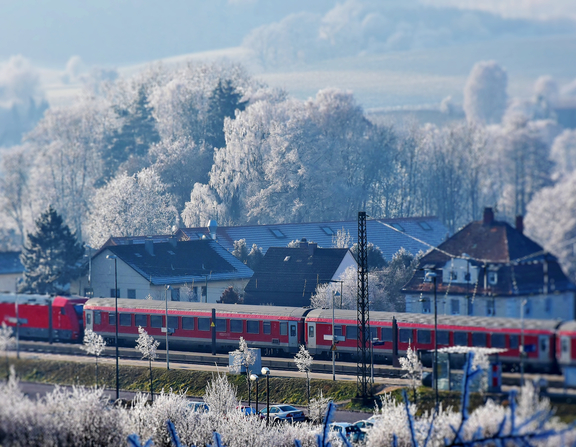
top-left (145, 238), bottom-right (154, 256)
top-left (300, 238), bottom-right (308, 248)
top-left (308, 242), bottom-right (317, 256)
top-left (207, 220), bottom-right (218, 240)
top-left (168, 236), bottom-right (178, 248)
top-left (515, 215), bottom-right (524, 234)
top-left (483, 207), bottom-right (494, 225)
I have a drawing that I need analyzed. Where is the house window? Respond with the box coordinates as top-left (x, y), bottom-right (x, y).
top-left (198, 318), bottom-right (210, 331)
top-left (321, 226), bottom-right (335, 235)
top-left (270, 229), bottom-right (285, 238)
top-left (467, 299), bottom-right (474, 316)
top-left (545, 298), bottom-right (552, 314)
top-left (263, 322), bottom-right (271, 334)
top-left (247, 321), bottom-right (260, 334)
top-left (110, 289), bottom-right (120, 298)
top-left (487, 300), bottom-right (495, 316)
top-left (171, 288), bottom-right (180, 301)
top-left (451, 299), bottom-right (460, 315)
top-left (182, 317), bottom-right (195, 330)
top-left (201, 286), bottom-right (207, 301)
top-left (422, 299), bottom-right (431, 313)
top-left (135, 314), bottom-right (147, 327)
top-left (230, 320), bottom-right (243, 333)
top-left (127, 289), bottom-right (136, 299)
top-left (120, 314), bottom-right (132, 327)
top-left (524, 300), bottom-right (531, 317)
top-left (417, 221), bottom-right (432, 230)
top-left (391, 223), bottom-right (405, 232)
top-left (450, 271), bottom-right (458, 281)
top-left (488, 271), bottom-right (498, 285)
top-left (464, 272), bottom-right (471, 282)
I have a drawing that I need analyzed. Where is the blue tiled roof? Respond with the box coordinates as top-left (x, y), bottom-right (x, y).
top-left (0, 251), bottom-right (24, 275)
top-left (100, 240), bottom-right (253, 286)
top-left (177, 217), bottom-right (448, 261)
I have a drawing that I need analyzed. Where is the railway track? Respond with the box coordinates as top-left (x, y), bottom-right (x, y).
top-left (16, 340), bottom-right (565, 389)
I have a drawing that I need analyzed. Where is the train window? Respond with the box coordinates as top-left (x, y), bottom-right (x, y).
top-left (437, 331), bottom-right (449, 345)
top-left (334, 326), bottom-right (343, 337)
top-left (491, 333), bottom-right (506, 348)
top-left (247, 321), bottom-right (259, 334)
top-left (399, 329), bottom-right (413, 343)
top-left (86, 313), bottom-right (91, 325)
top-left (562, 337), bottom-right (570, 353)
top-left (454, 332), bottom-right (467, 346)
top-left (417, 330), bottom-right (431, 344)
top-left (150, 316), bottom-right (162, 328)
top-left (108, 312), bottom-right (116, 326)
top-left (309, 326), bottom-right (314, 338)
top-left (216, 319), bottom-right (226, 332)
top-left (94, 311), bottom-right (101, 325)
top-left (182, 317), bottom-right (195, 330)
top-left (371, 327), bottom-right (378, 340)
top-left (198, 318), bottom-right (210, 331)
top-left (290, 325), bottom-right (296, 337)
top-left (381, 327), bottom-right (393, 342)
top-left (472, 332), bottom-right (487, 347)
top-left (347, 326), bottom-right (357, 340)
top-left (509, 335), bottom-right (519, 349)
top-left (280, 322), bottom-right (288, 336)
top-left (167, 316), bottom-right (179, 330)
top-left (120, 314), bottom-right (132, 327)
top-left (230, 320), bottom-right (243, 333)
top-left (263, 322), bottom-right (271, 334)
top-left (135, 314), bottom-right (147, 327)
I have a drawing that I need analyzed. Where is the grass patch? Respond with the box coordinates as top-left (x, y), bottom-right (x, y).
top-left (3, 358), bottom-right (358, 406)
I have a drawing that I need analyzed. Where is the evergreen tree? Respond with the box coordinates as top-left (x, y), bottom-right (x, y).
top-left (205, 79), bottom-right (247, 150)
top-left (246, 243), bottom-right (264, 271)
top-left (350, 242), bottom-right (387, 271)
top-left (103, 86), bottom-right (160, 180)
top-left (20, 206), bottom-right (84, 294)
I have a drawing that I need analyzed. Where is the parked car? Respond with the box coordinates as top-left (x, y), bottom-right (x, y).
top-left (188, 401), bottom-right (209, 412)
top-left (237, 406), bottom-right (260, 416)
top-left (329, 423), bottom-right (363, 443)
top-left (353, 419), bottom-right (374, 434)
top-left (259, 405), bottom-right (307, 423)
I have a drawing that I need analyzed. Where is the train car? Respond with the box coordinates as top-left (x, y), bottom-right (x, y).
top-left (84, 298), bottom-right (311, 354)
top-left (556, 321), bottom-right (576, 371)
top-left (0, 293), bottom-right (87, 342)
top-left (306, 308), bottom-right (561, 372)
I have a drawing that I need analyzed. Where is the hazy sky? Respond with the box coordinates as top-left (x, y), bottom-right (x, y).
top-left (0, 0), bottom-right (574, 69)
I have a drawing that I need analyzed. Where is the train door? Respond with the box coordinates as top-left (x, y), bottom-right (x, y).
top-left (307, 322), bottom-right (317, 351)
top-left (539, 335), bottom-right (550, 361)
top-left (289, 321), bottom-right (298, 350)
top-left (85, 309), bottom-right (93, 331)
top-left (560, 336), bottom-right (571, 363)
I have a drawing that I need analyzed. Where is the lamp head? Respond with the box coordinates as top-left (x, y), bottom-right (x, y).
top-left (425, 271), bottom-right (437, 280)
top-left (333, 291), bottom-right (341, 297)
top-left (250, 374), bottom-right (259, 381)
top-left (261, 367), bottom-right (270, 375)
top-left (106, 254), bottom-right (117, 260)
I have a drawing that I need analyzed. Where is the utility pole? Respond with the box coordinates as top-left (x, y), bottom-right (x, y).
top-left (356, 211), bottom-right (371, 401)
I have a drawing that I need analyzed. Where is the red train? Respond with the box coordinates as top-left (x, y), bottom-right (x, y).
top-left (0, 294), bottom-right (87, 342)
top-left (84, 298), bottom-right (569, 373)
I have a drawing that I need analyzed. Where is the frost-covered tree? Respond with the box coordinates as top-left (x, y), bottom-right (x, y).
top-left (86, 168), bottom-right (178, 248)
top-left (463, 60), bottom-right (507, 125)
top-left (220, 286), bottom-right (241, 304)
top-left (294, 345), bottom-right (313, 405)
top-left (311, 266), bottom-right (358, 310)
top-left (0, 322), bottom-right (14, 380)
top-left (246, 244), bottom-right (264, 271)
top-left (20, 206), bottom-right (84, 294)
top-left (230, 337), bottom-right (256, 400)
top-left (81, 329), bottom-right (106, 386)
top-left (332, 227), bottom-right (352, 248)
top-left (351, 242), bottom-right (386, 271)
top-left (136, 326), bottom-right (160, 403)
top-left (203, 373), bottom-right (238, 416)
top-left (399, 342), bottom-right (422, 401)
top-left (550, 129), bottom-right (576, 181)
top-left (231, 239), bottom-right (249, 264)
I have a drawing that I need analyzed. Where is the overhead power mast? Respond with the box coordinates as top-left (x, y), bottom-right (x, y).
top-left (356, 211), bottom-right (371, 400)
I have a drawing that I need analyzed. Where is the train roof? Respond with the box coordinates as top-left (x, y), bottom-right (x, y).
top-left (558, 321), bottom-right (576, 333)
top-left (306, 308), bottom-right (561, 331)
top-left (84, 298), bottom-right (309, 319)
top-left (0, 293), bottom-right (85, 306)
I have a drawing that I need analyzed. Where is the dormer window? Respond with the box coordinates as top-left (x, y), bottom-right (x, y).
top-left (450, 271), bottom-right (458, 281)
top-left (488, 271), bottom-right (498, 285)
top-left (321, 226), bottom-right (335, 235)
top-left (464, 272), bottom-right (471, 282)
top-left (391, 223), bottom-right (405, 232)
top-left (270, 229), bottom-right (285, 238)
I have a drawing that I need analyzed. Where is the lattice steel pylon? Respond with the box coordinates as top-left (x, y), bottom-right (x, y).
top-left (357, 211), bottom-right (371, 399)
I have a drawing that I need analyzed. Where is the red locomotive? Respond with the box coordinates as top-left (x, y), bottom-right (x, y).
top-left (0, 293), bottom-right (87, 342)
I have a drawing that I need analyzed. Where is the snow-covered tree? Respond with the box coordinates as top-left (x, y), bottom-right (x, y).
top-left (203, 373), bottom-right (238, 416)
top-left (550, 129), bottom-right (576, 181)
top-left (311, 265), bottom-right (357, 310)
top-left (19, 206), bottom-right (84, 294)
top-left (463, 60), bottom-right (507, 125)
top-left (136, 326), bottom-right (160, 403)
top-left (81, 329), bottom-right (106, 386)
top-left (332, 227), bottom-right (352, 248)
top-left (0, 322), bottom-right (14, 380)
top-left (86, 168), bottom-right (178, 248)
top-left (294, 345), bottom-right (313, 405)
top-left (399, 342), bottom-right (422, 401)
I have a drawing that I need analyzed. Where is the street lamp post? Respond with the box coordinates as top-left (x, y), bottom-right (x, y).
top-left (520, 299), bottom-right (528, 386)
top-left (165, 285), bottom-right (171, 370)
top-left (332, 290), bottom-right (340, 381)
top-left (106, 254), bottom-right (120, 401)
top-left (250, 374), bottom-right (259, 413)
top-left (15, 290), bottom-right (19, 360)
top-left (261, 367), bottom-right (270, 426)
top-left (425, 270), bottom-right (438, 411)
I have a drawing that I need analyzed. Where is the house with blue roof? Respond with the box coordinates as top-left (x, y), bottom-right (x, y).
top-left (0, 251), bottom-right (24, 293)
top-left (82, 238), bottom-right (253, 303)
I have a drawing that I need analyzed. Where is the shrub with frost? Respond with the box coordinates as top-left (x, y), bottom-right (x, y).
top-left (81, 328), bottom-right (106, 386)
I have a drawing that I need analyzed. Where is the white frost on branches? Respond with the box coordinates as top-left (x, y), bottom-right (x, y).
top-left (294, 344), bottom-right (312, 375)
top-left (136, 326), bottom-right (159, 362)
top-left (229, 337), bottom-right (256, 375)
top-left (399, 342), bottom-right (422, 395)
top-left (463, 60), bottom-right (508, 125)
top-left (81, 328), bottom-right (106, 357)
top-left (0, 322), bottom-right (15, 353)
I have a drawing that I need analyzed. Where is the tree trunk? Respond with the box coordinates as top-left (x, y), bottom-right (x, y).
top-left (149, 359), bottom-right (154, 403)
top-left (95, 355), bottom-right (99, 387)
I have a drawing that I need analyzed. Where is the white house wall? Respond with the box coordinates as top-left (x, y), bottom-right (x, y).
top-left (0, 273), bottom-right (21, 293)
top-left (332, 251), bottom-right (357, 279)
